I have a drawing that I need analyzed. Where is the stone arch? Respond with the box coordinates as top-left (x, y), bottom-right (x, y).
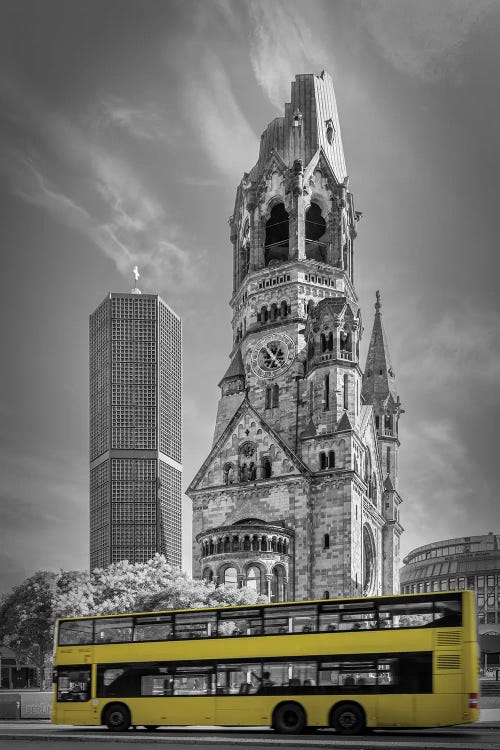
top-left (305, 201), bottom-right (327, 262)
top-left (264, 202), bottom-right (289, 266)
top-left (218, 562), bottom-right (240, 589)
top-left (362, 524), bottom-right (376, 596)
top-left (202, 566), bottom-right (214, 582)
top-left (270, 563), bottom-right (287, 602)
top-left (243, 561), bottom-right (266, 594)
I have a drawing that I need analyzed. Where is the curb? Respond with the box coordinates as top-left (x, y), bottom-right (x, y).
top-left (0, 734), bottom-right (499, 750)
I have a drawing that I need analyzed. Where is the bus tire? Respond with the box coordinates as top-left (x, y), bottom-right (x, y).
top-left (103, 703), bottom-right (131, 732)
top-left (272, 702), bottom-right (307, 734)
top-left (330, 702), bottom-right (365, 735)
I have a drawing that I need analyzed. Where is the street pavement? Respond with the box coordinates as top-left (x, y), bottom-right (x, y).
top-left (1, 721), bottom-right (500, 750)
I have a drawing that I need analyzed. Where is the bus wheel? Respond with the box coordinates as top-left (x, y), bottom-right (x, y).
top-left (331, 703), bottom-right (365, 735)
top-left (273, 702), bottom-right (306, 734)
top-left (144, 726), bottom-right (159, 731)
top-left (103, 703), bottom-right (131, 732)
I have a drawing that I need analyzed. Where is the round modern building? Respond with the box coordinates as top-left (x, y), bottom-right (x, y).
top-left (400, 533), bottom-right (500, 673)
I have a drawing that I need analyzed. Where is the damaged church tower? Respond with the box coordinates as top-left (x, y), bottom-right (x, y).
top-left (187, 71), bottom-right (404, 601)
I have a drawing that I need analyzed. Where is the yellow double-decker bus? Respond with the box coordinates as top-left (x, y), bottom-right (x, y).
top-left (52, 590), bottom-right (479, 735)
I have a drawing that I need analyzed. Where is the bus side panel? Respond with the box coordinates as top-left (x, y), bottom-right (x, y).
top-left (125, 697), bottom-right (216, 727)
top-left (375, 695), bottom-right (415, 727)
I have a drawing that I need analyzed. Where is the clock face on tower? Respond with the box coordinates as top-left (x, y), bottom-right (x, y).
top-left (250, 332), bottom-right (296, 380)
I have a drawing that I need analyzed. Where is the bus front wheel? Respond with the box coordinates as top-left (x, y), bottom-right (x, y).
top-left (272, 702), bottom-right (306, 734)
top-left (103, 703), bottom-right (131, 732)
top-left (331, 702), bottom-right (365, 735)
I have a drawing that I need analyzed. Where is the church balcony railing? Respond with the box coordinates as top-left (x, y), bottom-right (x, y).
top-left (339, 350), bottom-right (352, 360)
top-left (320, 352), bottom-right (335, 362)
top-left (381, 428), bottom-right (395, 437)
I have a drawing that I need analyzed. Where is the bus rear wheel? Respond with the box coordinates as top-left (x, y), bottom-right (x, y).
top-left (273, 702), bottom-right (306, 734)
top-left (331, 703), bottom-right (365, 735)
top-left (104, 703), bottom-right (131, 732)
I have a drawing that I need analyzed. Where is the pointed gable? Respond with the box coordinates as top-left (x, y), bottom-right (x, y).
top-left (336, 411), bottom-right (352, 432)
top-left (187, 398), bottom-right (310, 493)
top-left (362, 291), bottom-right (399, 405)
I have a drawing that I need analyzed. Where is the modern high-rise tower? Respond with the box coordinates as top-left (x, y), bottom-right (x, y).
top-left (188, 71), bottom-right (403, 601)
top-left (89, 279), bottom-right (182, 569)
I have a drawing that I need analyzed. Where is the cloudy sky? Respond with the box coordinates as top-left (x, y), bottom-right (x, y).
top-left (1, 0), bottom-right (499, 594)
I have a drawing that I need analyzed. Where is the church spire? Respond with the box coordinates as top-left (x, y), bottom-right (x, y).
top-left (362, 291), bottom-right (398, 406)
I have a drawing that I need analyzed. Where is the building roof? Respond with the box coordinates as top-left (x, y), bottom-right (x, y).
top-left (362, 291), bottom-right (399, 406)
top-left (219, 348), bottom-right (245, 385)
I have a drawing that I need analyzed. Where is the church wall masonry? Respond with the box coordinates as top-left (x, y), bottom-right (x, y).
top-left (188, 71), bottom-right (404, 602)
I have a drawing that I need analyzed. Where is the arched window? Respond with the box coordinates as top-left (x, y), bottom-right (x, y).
top-left (231, 535), bottom-right (239, 551)
top-left (324, 374), bottom-right (330, 411)
top-left (270, 302), bottom-right (278, 320)
top-left (343, 373), bottom-right (349, 409)
top-left (202, 568), bottom-right (214, 582)
top-left (387, 446), bottom-right (391, 473)
top-left (224, 567), bottom-right (238, 589)
top-left (270, 566), bottom-right (286, 603)
top-left (328, 332), bottom-right (334, 351)
top-left (265, 387), bottom-right (272, 410)
top-left (328, 450), bottom-right (335, 468)
top-left (305, 202), bottom-right (327, 262)
top-left (324, 533), bottom-right (330, 549)
top-left (272, 384), bottom-right (279, 408)
top-left (223, 463), bottom-right (235, 485)
top-left (260, 305), bottom-right (268, 323)
top-left (224, 537), bottom-right (230, 553)
top-left (262, 457), bottom-right (272, 479)
top-left (243, 536), bottom-right (251, 551)
top-left (307, 299), bottom-right (315, 315)
top-left (246, 566), bottom-right (262, 593)
top-left (323, 590), bottom-right (330, 599)
top-left (280, 300), bottom-right (288, 317)
top-left (308, 337), bottom-right (315, 359)
top-left (251, 536), bottom-right (259, 552)
top-left (321, 333), bottom-right (327, 353)
top-left (265, 203), bottom-right (289, 265)
top-left (319, 451), bottom-right (327, 470)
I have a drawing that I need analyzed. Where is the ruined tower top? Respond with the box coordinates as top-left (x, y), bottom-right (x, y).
top-left (249, 71), bottom-right (347, 185)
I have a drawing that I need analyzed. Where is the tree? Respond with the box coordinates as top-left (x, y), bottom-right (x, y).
top-left (0, 571), bottom-right (57, 688)
top-left (54, 555), bottom-right (266, 616)
top-left (0, 556), bottom-right (267, 689)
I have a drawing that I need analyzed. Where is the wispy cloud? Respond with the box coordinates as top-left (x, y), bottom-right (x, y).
top-left (361, 0), bottom-right (496, 82)
top-left (248, 0), bottom-right (327, 109)
top-left (95, 95), bottom-right (180, 143)
top-left (182, 51), bottom-right (258, 180)
top-left (0, 80), bottom-right (202, 293)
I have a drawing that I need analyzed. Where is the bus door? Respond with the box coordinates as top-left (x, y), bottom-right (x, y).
top-left (54, 665), bottom-right (94, 725)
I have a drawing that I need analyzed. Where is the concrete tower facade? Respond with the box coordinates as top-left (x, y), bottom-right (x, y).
top-left (188, 72), bottom-right (403, 601)
top-left (89, 289), bottom-right (182, 569)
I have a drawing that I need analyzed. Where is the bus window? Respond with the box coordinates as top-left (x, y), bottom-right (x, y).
top-left (57, 667), bottom-right (91, 702)
top-left (95, 617), bottom-right (133, 643)
top-left (433, 597), bottom-right (462, 627)
top-left (59, 619), bottom-right (94, 645)
top-left (319, 605), bottom-right (340, 632)
top-left (337, 601), bottom-right (376, 630)
top-left (216, 663), bottom-right (259, 695)
top-left (264, 606), bottom-right (296, 634)
top-left (174, 611), bottom-right (216, 639)
top-left (218, 609), bottom-right (262, 637)
top-left (98, 664), bottom-right (169, 697)
top-left (377, 600), bottom-right (434, 628)
top-left (134, 615), bottom-right (172, 642)
top-left (172, 666), bottom-right (214, 696)
top-left (289, 606), bottom-right (317, 633)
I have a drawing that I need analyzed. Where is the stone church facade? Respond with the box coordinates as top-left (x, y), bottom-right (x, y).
top-left (187, 71), bottom-right (404, 602)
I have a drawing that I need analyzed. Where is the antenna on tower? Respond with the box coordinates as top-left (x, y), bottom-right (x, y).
top-left (131, 265), bottom-right (141, 294)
